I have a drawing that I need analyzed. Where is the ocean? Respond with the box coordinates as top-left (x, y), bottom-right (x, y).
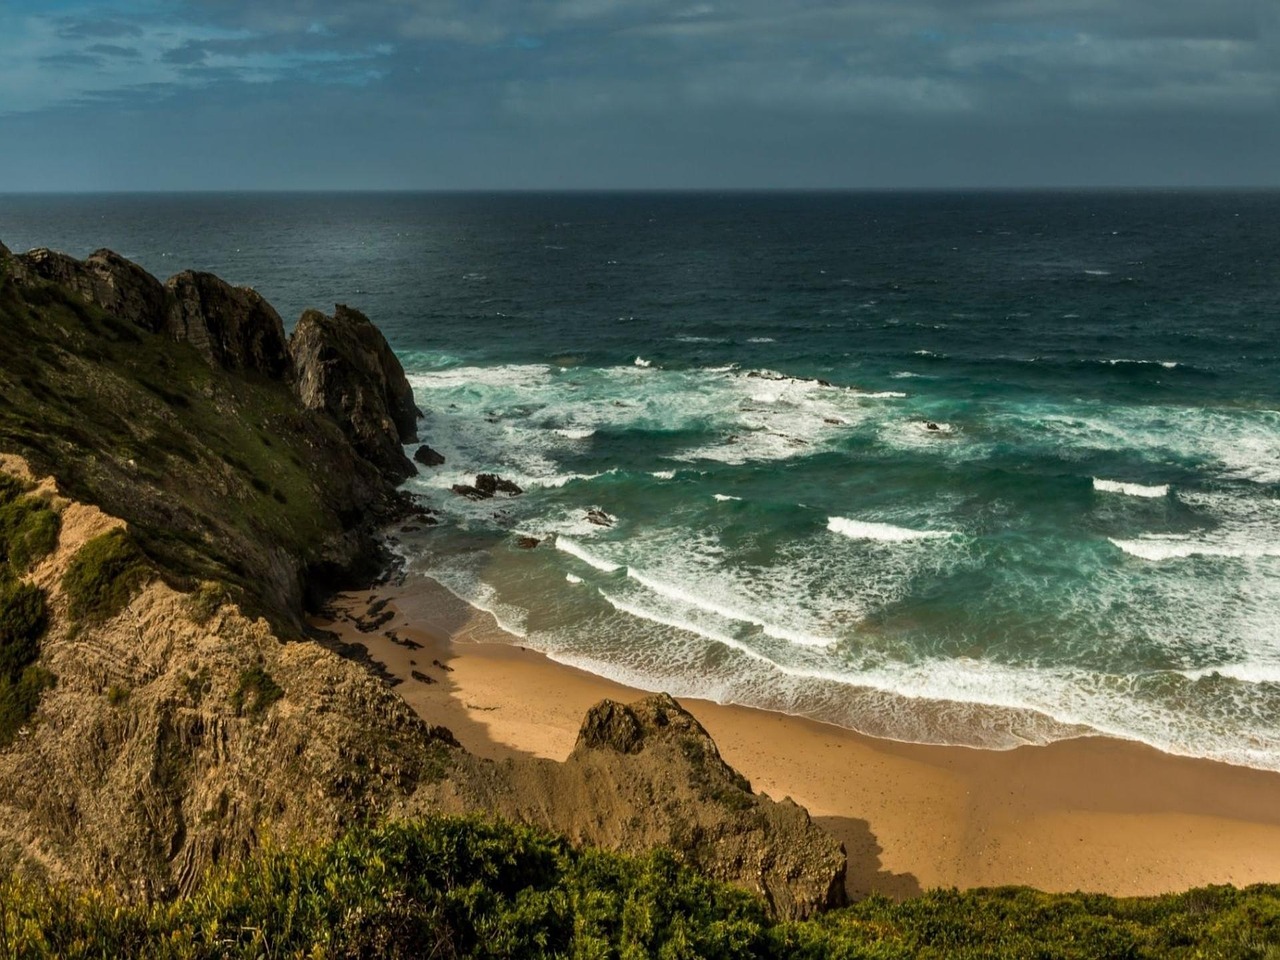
top-left (4, 190), bottom-right (1280, 769)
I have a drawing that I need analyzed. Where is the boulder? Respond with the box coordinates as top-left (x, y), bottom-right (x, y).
top-left (414, 445), bottom-right (445, 467)
top-left (166, 270), bottom-right (292, 376)
top-left (290, 305), bottom-right (420, 482)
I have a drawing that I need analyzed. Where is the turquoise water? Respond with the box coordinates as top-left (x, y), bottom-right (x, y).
top-left (4, 190), bottom-right (1279, 767)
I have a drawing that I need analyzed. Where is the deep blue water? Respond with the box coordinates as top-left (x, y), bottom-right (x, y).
top-left (4, 191), bottom-right (1280, 767)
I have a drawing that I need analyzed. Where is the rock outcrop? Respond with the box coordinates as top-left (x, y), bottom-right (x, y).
top-left (414, 444), bottom-right (445, 467)
top-left (165, 271), bottom-right (292, 377)
top-left (419, 694), bottom-right (847, 920)
top-left (11, 247), bottom-right (171, 333)
top-left (290, 305), bottom-right (420, 483)
top-left (0, 242), bottom-right (406, 629)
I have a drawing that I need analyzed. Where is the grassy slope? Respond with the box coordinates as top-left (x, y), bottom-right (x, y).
top-left (1, 816), bottom-right (1277, 960)
top-left (0, 261), bottom-right (379, 627)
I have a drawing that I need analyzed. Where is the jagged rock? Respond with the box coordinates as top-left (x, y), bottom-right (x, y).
top-left (586, 508), bottom-right (614, 527)
top-left (291, 305), bottom-right (419, 483)
top-left (515, 536), bottom-right (540, 550)
top-left (419, 693), bottom-right (848, 921)
top-left (165, 271), bottom-right (292, 377)
top-left (414, 445), bottom-right (445, 467)
top-left (476, 474), bottom-right (522, 497)
top-left (12, 247), bottom-right (171, 333)
top-left (452, 474), bottom-right (522, 501)
top-left (577, 699), bottom-right (647, 754)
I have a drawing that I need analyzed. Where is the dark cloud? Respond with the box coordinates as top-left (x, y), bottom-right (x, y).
top-left (55, 17), bottom-right (145, 40)
top-left (1, 0), bottom-right (1276, 188)
top-left (85, 44), bottom-right (142, 58)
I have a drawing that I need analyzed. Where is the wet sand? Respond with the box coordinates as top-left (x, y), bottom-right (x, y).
top-left (317, 575), bottom-right (1280, 899)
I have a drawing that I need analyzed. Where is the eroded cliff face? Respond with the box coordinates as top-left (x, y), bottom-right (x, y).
top-left (0, 455), bottom-right (457, 896)
top-left (0, 459), bottom-right (845, 917)
top-left (416, 694), bottom-right (848, 919)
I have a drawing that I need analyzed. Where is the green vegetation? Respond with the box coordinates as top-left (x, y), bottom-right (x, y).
top-left (0, 266), bottom-right (372, 627)
top-left (230, 665), bottom-right (283, 717)
top-left (0, 477), bottom-right (60, 574)
top-left (61, 529), bottom-right (149, 624)
top-left (185, 580), bottom-right (230, 625)
top-left (0, 475), bottom-right (57, 745)
top-left (0, 817), bottom-right (1277, 959)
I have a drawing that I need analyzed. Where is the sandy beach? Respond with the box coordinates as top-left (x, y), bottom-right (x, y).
top-left (316, 575), bottom-right (1280, 899)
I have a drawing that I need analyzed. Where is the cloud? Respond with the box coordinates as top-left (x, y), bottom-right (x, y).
top-left (0, 0), bottom-right (1276, 187)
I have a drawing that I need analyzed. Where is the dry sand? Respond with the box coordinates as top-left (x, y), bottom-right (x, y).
top-left (317, 575), bottom-right (1280, 899)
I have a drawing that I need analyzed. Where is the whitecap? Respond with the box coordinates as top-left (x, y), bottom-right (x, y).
top-left (858, 391), bottom-right (908, 399)
top-left (553, 427), bottom-right (596, 440)
top-left (556, 537), bottom-right (622, 573)
top-left (827, 517), bottom-right (957, 542)
top-left (712, 494), bottom-right (742, 502)
top-left (565, 573), bottom-right (584, 585)
top-left (747, 337), bottom-right (776, 343)
top-left (650, 470), bottom-right (676, 480)
top-left (633, 356), bottom-right (652, 368)
top-left (1109, 536), bottom-right (1280, 562)
top-left (626, 567), bottom-right (832, 647)
top-left (1084, 269), bottom-right (1111, 276)
top-left (1093, 478), bottom-right (1169, 498)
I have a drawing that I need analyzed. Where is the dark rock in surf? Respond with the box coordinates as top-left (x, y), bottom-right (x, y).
top-left (414, 444), bottom-right (446, 467)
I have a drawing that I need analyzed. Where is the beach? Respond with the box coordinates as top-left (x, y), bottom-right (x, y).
top-left (319, 574), bottom-right (1280, 900)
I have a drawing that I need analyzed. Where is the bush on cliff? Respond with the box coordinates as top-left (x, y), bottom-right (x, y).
top-left (61, 529), bottom-right (150, 624)
top-left (1, 816), bottom-right (1279, 959)
top-left (0, 480), bottom-right (60, 574)
top-left (0, 549), bottom-right (53, 746)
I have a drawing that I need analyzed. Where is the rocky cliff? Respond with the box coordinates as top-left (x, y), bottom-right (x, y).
top-left (0, 242), bottom-right (415, 628)
top-left (0, 241), bottom-right (847, 919)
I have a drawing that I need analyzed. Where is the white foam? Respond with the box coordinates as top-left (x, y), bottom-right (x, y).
top-left (633, 356), bottom-right (652, 368)
top-left (1110, 536), bottom-right (1280, 562)
top-left (565, 573), bottom-right (584, 585)
top-left (827, 517), bottom-right (957, 542)
top-left (1093, 478), bottom-right (1170, 498)
top-left (1084, 269), bottom-right (1111, 276)
top-left (553, 427), bottom-right (596, 440)
top-left (556, 537), bottom-right (622, 572)
top-left (713, 494), bottom-right (742, 502)
top-left (599, 591), bottom-right (764, 661)
top-left (1178, 663), bottom-right (1280, 685)
top-left (858, 391), bottom-right (908, 399)
top-left (626, 567), bottom-right (833, 647)
top-left (1101, 358), bottom-right (1179, 369)
top-left (650, 470), bottom-right (676, 480)
top-left (747, 337), bottom-right (776, 343)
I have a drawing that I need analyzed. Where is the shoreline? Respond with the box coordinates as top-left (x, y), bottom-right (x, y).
top-left (317, 573), bottom-right (1280, 899)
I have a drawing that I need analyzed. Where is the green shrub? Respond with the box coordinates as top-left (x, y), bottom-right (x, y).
top-left (185, 580), bottom-right (230, 625)
top-left (106, 684), bottom-right (129, 707)
top-left (1, 817), bottom-right (1280, 958)
top-left (0, 666), bottom-right (54, 746)
top-left (61, 529), bottom-right (149, 624)
top-left (231, 665), bottom-right (283, 717)
top-left (0, 494), bottom-right (60, 573)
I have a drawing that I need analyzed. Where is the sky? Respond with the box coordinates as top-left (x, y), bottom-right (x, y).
top-left (0, 0), bottom-right (1277, 190)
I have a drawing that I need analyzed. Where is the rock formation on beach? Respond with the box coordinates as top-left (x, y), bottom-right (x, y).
top-left (0, 239), bottom-right (847, 918)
